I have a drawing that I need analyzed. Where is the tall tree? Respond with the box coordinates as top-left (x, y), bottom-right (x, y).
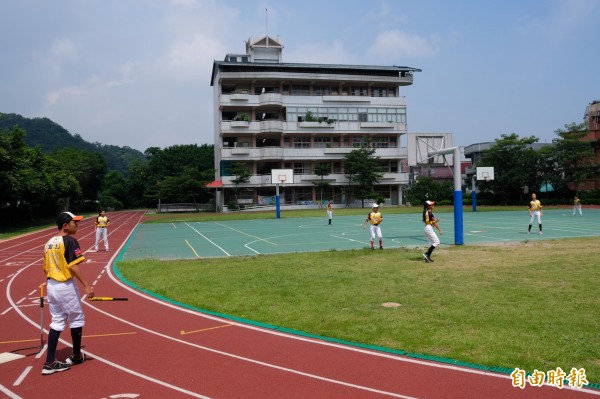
top-left (344, 147), bottom-right (383, 208)
top-left (549, 122), bottom-right (599, 195)
top-left (313, 162), bottom-right (331, 206)
top-left (230, 162), bottom-right (251, 209)
top-left (50, 147), bottom-right (107, 200)
top-left (480, 134), bottom-right (539, 204)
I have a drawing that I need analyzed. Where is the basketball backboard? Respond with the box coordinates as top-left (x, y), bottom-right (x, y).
top-left (271, 169), bottom-right (293, 185)
top-left (476, 167), bottom-right (494, 181)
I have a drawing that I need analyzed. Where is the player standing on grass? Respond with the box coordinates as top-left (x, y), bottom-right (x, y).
top-left (363, 203), bottom-right (383, 249)
top-left (422, 200), bottom-right (442, 263)
top-left (42, 211), bottom-right (94, 375)
top-left (528, 193), bottom-right (543, 234)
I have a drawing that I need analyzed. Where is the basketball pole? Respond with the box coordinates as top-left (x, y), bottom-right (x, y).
top-left (275, 183), bottom-right (281, 218)
top-left (428, 146), bottom-right (463, 245)
top-left (472, 175), bottom-right (477, 212)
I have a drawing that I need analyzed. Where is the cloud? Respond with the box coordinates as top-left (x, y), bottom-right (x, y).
top-left (367, 30), bottom-right (440, 60)
top-left (285, 40), bottom-right (358, 64)
top-left (45, 85), bottom-right (86, 107)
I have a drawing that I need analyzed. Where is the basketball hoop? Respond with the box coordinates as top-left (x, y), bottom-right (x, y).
top-left (278, 175), bottom-right (287, 187)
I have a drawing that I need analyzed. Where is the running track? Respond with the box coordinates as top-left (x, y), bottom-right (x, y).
top-left (1, 210), bottom-right (598, 399)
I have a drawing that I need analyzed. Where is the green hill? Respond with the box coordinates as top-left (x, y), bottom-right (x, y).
top-left (0, 112), bottom-right (145, 176)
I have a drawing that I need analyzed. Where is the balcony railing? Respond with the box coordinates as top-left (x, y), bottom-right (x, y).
top-left (220, 172), bottom-right (410, 187)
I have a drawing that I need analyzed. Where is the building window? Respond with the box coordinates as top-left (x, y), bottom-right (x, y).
top-left (291, 85), bottom-right (310, 95)
top-left (372, 137), bottom-right (389, 148)
top-left (352, 137), bottom-right (367, 148)
top-left (314, 137), bottom-right (331, 148)
top-left (351, 86), bottom-right (368, 96)
top-left (313, 85), bottom-right (330, 96)
top-left (332, 161), bottom-right (342, 174)
top-left (291, 162), bottom-right (307, 174)
top-left (293, 137), bottom-right (310, 148)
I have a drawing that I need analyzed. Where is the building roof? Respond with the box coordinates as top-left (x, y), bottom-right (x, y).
top-left (210, 61), bottom-right (421, 86)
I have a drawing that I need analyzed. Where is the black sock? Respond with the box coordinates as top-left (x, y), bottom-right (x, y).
top-left (539, 224), bottom-right (542, 232)
top-left (71, 327), bottom-right (83, 356)
top-left (45, 328), bottom-right (61, 364)
top-left (528, 224), bottom-right (532, 232)
top-left (427, 245), bottom-right (435, 256)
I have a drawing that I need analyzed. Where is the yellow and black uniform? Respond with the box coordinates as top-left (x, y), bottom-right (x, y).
top-left (363, 204), bottom-right (383, 249)
top-left (528, 195), bottom-right (543, 234)
top-left (44, 236), bottom-right (85, 282)
top-left (573, 197), bottom-right (582, 216)
top-left (94, 211), bottom-right (110, 251)
top-left (367, 211), bottom-right (383, 225)
top-left (42, 211), bottom-right (93, 375)
top-left (422, 200), bottom-right (441, 262)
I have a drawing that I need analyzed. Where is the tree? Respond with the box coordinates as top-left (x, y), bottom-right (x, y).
top-left (230, 162), bottom-right (251, 209)
top-left (344, 146), bottom-right (383, 208)
top-left (480, 134), bottom-right (539, 204)
top-left (549, 122), bottom-right (600, 195)
top-left (50, 147), bottom-right (107, 201)
top-left (407, 177), bottom-right (453, 205)
top-left (313, 162), bottom-right (331, 207)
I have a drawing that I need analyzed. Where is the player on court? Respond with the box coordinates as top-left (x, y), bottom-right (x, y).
top-left (423, 200), bottom-right (442, 262)
top-left (42, 212), bottom-right (94, 375)
top-left (363, 203), bottom-right (383, 249)
top-left (573, 196), bottom-right (582, 216)
top-left (528, 193), bottom-right (543, 234)
top-left (326, 201), bottom-right (333, 225)
top-left (94, 209), bottom-right (110, 251)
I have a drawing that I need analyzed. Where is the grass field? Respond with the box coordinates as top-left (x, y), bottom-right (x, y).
top-left (116, 206), bottom-right (600, 385)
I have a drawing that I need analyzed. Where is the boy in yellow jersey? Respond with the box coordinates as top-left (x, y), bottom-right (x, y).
top-left (363, 203), bottom-right (383, 249)
top-left (42, 212), bottom-right (94, 375)
top-left (528, 193), bottom-right (543, 234)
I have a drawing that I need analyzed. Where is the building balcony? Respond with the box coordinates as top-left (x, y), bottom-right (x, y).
top-left (221, 146), bottom-right (407, 162)
top-left (258, 93), bottom-right (283, 106)
top-left (298, 121), bottom-right (336, 128)
top-left (259, 120), bottom-right (283, 132)
top-left (220, 172), bottom-right (410, 188)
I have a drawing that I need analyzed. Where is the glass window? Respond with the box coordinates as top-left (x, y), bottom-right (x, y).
top-left (293, 137), bottom-right (310, 149)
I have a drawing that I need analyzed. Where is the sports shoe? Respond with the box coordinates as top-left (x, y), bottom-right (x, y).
top-left (539, 231), bottom-right (543, 235)
top-left (65, 352), bottom-right (86, 365)
top-left (422, 253), bottom-right (431, 263)
top-left (42, 360), bottom-right (70, 375)
top-left (379, 246), bottom-right (383, 250)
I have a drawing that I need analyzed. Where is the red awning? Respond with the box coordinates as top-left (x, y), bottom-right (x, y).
top-left (206, 180), bottom-right (223, 188)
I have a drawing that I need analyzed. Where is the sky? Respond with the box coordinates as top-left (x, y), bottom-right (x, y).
top-left (1, 0), bottom-right (599, 152)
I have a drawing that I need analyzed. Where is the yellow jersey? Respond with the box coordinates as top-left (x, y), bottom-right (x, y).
top-left (43, 236), bottom-right (85, 282)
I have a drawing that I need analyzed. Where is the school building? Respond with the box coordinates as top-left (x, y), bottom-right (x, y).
top-left (209, 35), bottom-right (454, 209)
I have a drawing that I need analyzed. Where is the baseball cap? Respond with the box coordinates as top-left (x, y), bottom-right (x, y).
top-left (371, 203), bottom-right (380, 208)
top-left (425, 200), bottom-right (436, 205)
top-left (56, 211), bottom-right (84, 228)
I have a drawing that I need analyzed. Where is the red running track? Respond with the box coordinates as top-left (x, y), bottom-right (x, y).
top-left (1, 210), bottom-right (598, 399)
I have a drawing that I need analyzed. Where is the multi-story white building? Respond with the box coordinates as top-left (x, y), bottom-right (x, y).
top-left (210, 35), bottom-right (426, 209)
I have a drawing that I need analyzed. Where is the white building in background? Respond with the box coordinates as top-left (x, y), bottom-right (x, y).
top-left (210, 35), bottom-right (452, 209)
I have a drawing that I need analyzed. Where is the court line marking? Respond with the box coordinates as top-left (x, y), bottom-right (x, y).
top-left (184, 240), bottom-right (200, 258)
top-left (185, 223), bottom-right (230, 257)
top-left (214, 222), bottom-right (277, 246)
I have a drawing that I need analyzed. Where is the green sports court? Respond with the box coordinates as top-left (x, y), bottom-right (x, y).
top-left (121, 208), bottom-right (600, 260)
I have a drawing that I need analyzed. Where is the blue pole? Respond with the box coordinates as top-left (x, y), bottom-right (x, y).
top-left (275, 184), bottom-right (281, 218)
top-left (454, 190), bottom-right (464, 245)
top-left (472, 191), bottom-right (477, 212)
